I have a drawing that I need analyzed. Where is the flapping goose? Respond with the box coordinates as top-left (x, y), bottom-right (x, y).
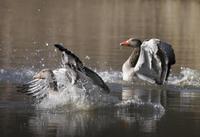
top-left (120, 38), bottom-right (176, 84)
top-left (19, 44), bottom-right (110, 102)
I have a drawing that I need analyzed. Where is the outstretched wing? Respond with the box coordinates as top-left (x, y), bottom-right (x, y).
top-left (54, 44), bottom-right (110, 93)
top-left (134, 39), bottom-right (162, 83)
top-left (17, 79), bottom-right (49, 103)
top-left (84, 67), bottom-right (110, 94)
top-left (54, 44), bottom-right (84, 71)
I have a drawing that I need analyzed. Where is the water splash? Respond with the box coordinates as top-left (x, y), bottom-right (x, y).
top-left (116, 98), bottom-right (165, 113)
top-left (2, 67), bottom-right (200, 111)
top-left (2, 67), bottom-right (200, 86)
top-left (98, 67), bottom-right (200, 88)
top-left (0, 68), bottom-right (35, 83)
top-left (168, 67), bottom-right (200, 87)
top-left (29, 68), bottom-right (120, 110)
top-left (37, 85), bottom-right (119, 110)
top-left (98, 71), bottom-right (122, 83)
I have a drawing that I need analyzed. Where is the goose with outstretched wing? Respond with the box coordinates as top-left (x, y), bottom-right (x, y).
top-left (18, 44), bottom-right (110, 102)
top-left (120, 38), bottom-right (176, 85)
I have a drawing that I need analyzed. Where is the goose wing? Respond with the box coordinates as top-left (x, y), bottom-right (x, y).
top-left (158, 41), bottom-right (176, 81)
top-left (133, 39), bottom-right (176, 84)
top-left (159, 41), bottom-right (176, 65)
top-left (84, 67), bottom-right (110, 94)
top-left (54, 44), bottom-right (84, 71)
top-left (134, 39), bottom-right (161, 81)
top-left (54, 44), bottom-right (110, 93)
top-left (18, 79), bottom-right (49, 103)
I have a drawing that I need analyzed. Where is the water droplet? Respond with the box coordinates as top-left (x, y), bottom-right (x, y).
top-left (85, 56), bottom-right (90, 60)
top-left (0, 69), bottom-right (5, 73)
top-left (33, 41), bottom-right (37, 45)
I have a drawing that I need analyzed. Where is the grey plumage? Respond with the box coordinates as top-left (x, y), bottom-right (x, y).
top-left (18, 44), bottom-right (110, 103)
top-left (121, 38), bottom-right (176, 85)
top-left (55, 44), bottom-right (84, 72)
top-left (54, 44), bottom-right (110, 93)
top-left (18, 69), bottom-right (58, 102)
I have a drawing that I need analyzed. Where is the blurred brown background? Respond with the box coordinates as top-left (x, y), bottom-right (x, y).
top-left (0, 0), bottom-right (200, 71)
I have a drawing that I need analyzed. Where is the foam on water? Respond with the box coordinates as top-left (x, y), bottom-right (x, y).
top-left (1, 67), bottom-right (200, 111)
top-left (31, 68), bottom-right (120, 110)
top-left (37, 83), bottom-right (119, 110)
top-left (115, 99), bottom-right (165, 113)
top-left (97, 67), bottom-right (200, 88)
top-left (2, 67), bottom-right (200, 87)
top-left (97, 71), bottom-right (122, 83)
top-left (0, 68), bottom-right (35, 83)
top-left (168, 67), bottom-right (200, 87)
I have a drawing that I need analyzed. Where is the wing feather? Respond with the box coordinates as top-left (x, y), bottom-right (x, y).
top-left (18, 79), bottom-right (49, 102)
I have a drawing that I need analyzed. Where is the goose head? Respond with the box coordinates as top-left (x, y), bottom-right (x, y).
top-left (33, 69), bottom-right (58, 91)
top-left (120, 38), bottom-right (142, 48)
top-left (33, 69), bottom-right (54, 80)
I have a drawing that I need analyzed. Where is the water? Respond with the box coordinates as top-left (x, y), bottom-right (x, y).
top-left (0, 0), bottom-right (200, 137)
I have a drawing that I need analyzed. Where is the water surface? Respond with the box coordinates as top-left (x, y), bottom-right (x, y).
top-left (0, 0), bottom-right (200, 137)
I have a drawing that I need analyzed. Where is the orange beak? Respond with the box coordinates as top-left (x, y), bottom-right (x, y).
top-left (120, 40), bottom-right (129, 46)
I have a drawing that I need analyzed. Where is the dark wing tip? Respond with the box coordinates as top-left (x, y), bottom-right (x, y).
top-left (54, 44), bottom-right (73, 55)
top-left (16, 84), bottom-right (30, 93)
top-left (54, 44), bottom-right (66, 52)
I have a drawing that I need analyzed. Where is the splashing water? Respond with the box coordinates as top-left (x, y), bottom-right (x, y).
top-left (168, 67), bottom-right (200, 87)
top-left (115, 98), bottom-right (165, 114)
top-left (29, 68), bottom-right (120, 110)
top-left (3, 67), bottom-right (200, 87)
top-left (98, 71), bottom-right (122, 83)
top-left (2, 67), bottom-right (200, 111)
top-left (38, 84), bottom-right (119, 110)
top-left (0, 68), bottom-right (35, 83)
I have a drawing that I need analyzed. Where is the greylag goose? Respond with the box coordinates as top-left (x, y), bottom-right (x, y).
top-left (120, 38), bottom-right (176, 85)
top-left (20, 44), bottom-right (110, 102)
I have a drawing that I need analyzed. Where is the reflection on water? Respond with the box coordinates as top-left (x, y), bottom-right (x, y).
top-left (29, 111), bottom-right (114, 137)
top-left (15, 85), bottom-right (165, 136)
top-left (0, 82), bottom-right (200, 137)
top-left (166, 87), bottom-right (200, 113)
top-left (122, 86), bottom-right (162, 103)
top-left (117, 85), bottom-right (165, 133)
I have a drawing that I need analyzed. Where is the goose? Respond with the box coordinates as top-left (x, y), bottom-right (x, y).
top-left (21, 67), bottom-right (89, 102)
top-left (120, 38), bottom-right (176, 85)
top-left (19, 44), bottom-right (110, 102)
